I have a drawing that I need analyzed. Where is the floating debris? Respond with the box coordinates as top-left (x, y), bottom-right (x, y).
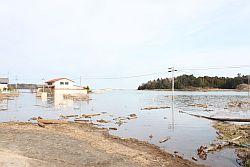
top-left (60, 114), bottom-right (78, 119)
top-left (129, 114), bottom-right (137, 117)
top-left (180, 111), bottom-right (250, 122)
top-left (192, 157), bottom-right (197, 161)
top-left (188, 104), bottom-right (208, 108)
top-left (74, 119), bottom-right (90, 123)
top-left (228, 101), bottom-right (249, 108)
top-left (97, 119), bottom-right (110, 123)
top-left (196, 124), bottom-right (248, 161)
top-left (149, 134), bottom-right (153, 139)
top-left (113, 116), bottom-right (128, 121)
top-left (141, 106), bottom-right (170, 110)
top-left (29, 117), bottom-right (38, 121)
top-left (115, 120), bottom-right (127, 126)
top-left (128, 114), bottom-right (137, 120)
top-left (109, 127), bottom-right (118, 130)
top-left (197, 145), bottom-right (208, 160)
top-left (81, 113), bottom-right (101, 118)
top-left (159, 137), bottom-right (170, 143)
top-left (204, 109), bottom-right (213, 112)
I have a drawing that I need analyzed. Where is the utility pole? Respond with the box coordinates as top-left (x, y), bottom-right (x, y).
top-left (168, 67), bottom-right (177, 129)
top-left (15, 75), bottom-right (18, 90)
top-left (168, 67), bottom-right (177, 104)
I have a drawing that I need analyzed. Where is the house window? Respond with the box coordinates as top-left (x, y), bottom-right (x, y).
top-left (60, 82), bottom-right (64, 85)
top-left (65, 82), bottom-right (69, 85)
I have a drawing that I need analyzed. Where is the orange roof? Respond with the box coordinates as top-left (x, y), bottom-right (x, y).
top-left (46, 78), bottom-right (75, 83)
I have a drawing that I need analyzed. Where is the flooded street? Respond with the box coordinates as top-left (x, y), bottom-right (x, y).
top-left (0, 90), bottom-right (249, 167)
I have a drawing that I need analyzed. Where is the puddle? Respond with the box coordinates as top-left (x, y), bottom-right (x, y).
top-left (0, 89), bottom-right (249, 167)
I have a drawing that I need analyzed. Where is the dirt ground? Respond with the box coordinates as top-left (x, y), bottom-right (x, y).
top-left (0, 122), bottom-right (202, 167)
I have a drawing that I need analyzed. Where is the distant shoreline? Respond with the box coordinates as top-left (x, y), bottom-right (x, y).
top-left (137, 88), bottom-right (248, 92)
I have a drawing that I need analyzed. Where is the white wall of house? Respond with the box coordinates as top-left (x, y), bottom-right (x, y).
top-left (47, 79), bottom-right (87, 94)
top-left (53, 79), bottom-right (75, 89)
top-left (53, 89), bottom-right (87, 94)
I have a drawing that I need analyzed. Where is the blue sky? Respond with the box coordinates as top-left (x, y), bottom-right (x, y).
top-left (0, 0), bottom-right (249, 89)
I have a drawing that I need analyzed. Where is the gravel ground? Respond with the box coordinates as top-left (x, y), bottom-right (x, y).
top-left (0, 122), bottom-right (203, 167)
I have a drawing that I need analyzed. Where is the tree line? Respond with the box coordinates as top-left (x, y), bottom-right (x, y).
top-left (138, 74), bottom-right (249, 90)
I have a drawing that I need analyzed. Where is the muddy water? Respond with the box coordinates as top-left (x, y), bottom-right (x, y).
top-left (0, 90), bottom-right (249, 167)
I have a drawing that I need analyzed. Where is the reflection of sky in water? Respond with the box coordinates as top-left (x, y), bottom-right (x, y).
top-left (0, 90), bottom-right (249, 167)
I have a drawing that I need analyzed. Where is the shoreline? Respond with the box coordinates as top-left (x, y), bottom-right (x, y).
top-left (137, 88), bottom-right (248, 92)
top-left (0, 122), bottom-right (203, 167)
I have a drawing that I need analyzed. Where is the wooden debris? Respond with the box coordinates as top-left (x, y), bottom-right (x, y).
top-left (192, 157), bottom-right (197, 161)
top-left (65, 114), bottom-right (78, 118)
top-left (188, 104), bottom-right (208, 108)
top-left (141, 106), bottom-right (170, 110)
top-left (129, 114), bottom-right (137, 117)
top-left (74, 119), bottom-right (90, 123)
top-left (97, 119), bottom-right (109, 123)
top-left (197, 135), bottom-right (244, 160)
top-left (228, 101), bottom-right (249, 108)
top-left (81, 113), bottom-right (101, 118)
top-left (115, 120), bottom-right (126, 126)
top-left (60, 114), bottom-right (79, 119)
top-left (128, 114), bottom-right (137, 120)
top-left (197, 145), bottom-right (208, 160)
top-left (114, 117), bottom-right (127, 121)
top-left (180, 111), bottom-right (250, 122)
top-left (216, 131), bottom-right (224, 139)
top-left (109, 127), bottom-right (118, 130)
top-left (37, 119), bottom-right (68, 124)
top-left (159, 137), bottom-right (170, 143)
top-left (38, 122), bottom-right (45, 128)
top-left (30, 117), bottom-right (38, 120)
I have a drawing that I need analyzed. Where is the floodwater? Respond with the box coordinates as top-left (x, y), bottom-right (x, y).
top-left (0, 89), bottom-right (249, 167)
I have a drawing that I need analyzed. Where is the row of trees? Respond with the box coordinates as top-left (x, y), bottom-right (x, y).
top-left (138, 74), bottom-right (249, 90)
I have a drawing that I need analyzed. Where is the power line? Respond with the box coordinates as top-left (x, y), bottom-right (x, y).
top-left (80, 71), bottom-right (169, 80)
top-left (5, 65), bottom-right (250, 81)
top-left (178, 65), bottom-right (250, 71)
top-left (79, 65), bottom-right (250, 80)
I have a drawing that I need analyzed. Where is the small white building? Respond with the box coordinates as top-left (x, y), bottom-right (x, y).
top-left (0, 78), bottom-right (9, 91)
top-left (45, 78), bottom-right (87, 94)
